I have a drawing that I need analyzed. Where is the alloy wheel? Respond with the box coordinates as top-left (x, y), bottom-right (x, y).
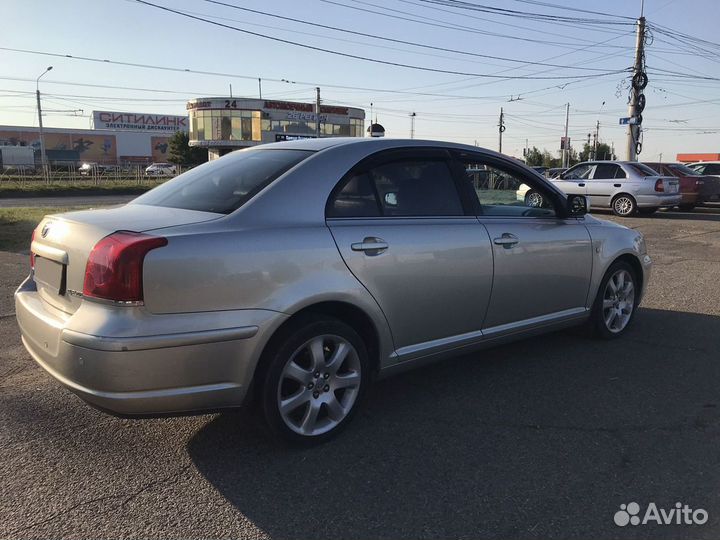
top-left (613, 196), bottom-right (634, 216)
top-left (277, 335), bottom-right (362, 436)
top-left (602, 269), bottom-right (635, 333)
top-left (526, 191), bottom-right (544, 207)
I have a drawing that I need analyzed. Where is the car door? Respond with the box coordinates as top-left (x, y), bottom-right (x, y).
top-left (554, 163), bottom-right (593, 196)
top-left (326, 148), bottom-right (494, 358)
top-left (586, 163), bottom-right (626, 208)
top-left (452, 150), bottom-right (593, 334)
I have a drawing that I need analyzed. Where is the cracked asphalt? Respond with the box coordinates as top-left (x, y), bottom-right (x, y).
top-left (1, 207), bottom-right (720, 539)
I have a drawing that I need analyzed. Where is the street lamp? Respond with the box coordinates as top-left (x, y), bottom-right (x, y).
top-left (36, 66), bottom-right (53, 181)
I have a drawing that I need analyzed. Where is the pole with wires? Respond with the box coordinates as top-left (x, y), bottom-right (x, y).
top-left (626, 15), bottom-right (646, 161)
top-left (315, 86), bottom-right (321, 138)
top-left (562, 103), bottom-right (569, 168)
top-left (410, 112), bottom-right (416, 139)
top-left (498, 107), bottom-right (505, 154)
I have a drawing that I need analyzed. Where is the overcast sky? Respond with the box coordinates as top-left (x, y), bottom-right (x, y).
top-left (1, 0), bottom-right (718, 161)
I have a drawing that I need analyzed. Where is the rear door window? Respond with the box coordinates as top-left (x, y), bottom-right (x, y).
top-left (592, 164), bottom-right (624, 179)
top-left (328, 158), bottom-right (464, 217)
top-left (132, 149), bottom-right (313, 214)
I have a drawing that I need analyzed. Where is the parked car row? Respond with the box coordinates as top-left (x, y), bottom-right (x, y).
top-left (78, 162), bottom-right (179, 177)
top-left (517, 160), bottom-right (720, 216)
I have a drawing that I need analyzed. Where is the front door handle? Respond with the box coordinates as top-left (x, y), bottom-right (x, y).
top-left (577, 182), bottom-right (586, 187)
top-left (351, 237), bottom-right (388, 255)
top-left (493, 233), bottom-right (519, 248)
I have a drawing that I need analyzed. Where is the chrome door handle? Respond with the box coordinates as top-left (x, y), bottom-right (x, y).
top-left (493, 233), bottom-right (519, 248)
top-left (351, 237), bottom-right (388, 254)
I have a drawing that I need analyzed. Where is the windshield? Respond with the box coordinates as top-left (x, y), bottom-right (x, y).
top-left (132, 149), bottom-right (313, 214)
top-left (668, 163), bottom-right (700, 176)
top-left (629, 163), bottom-right (659, 177)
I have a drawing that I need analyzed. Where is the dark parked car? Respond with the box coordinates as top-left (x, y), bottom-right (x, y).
top-left (644, 162), bottom-right (720, 211)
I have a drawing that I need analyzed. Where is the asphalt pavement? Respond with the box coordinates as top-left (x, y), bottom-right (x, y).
top-left (1, 208), bottom-right (720, 539)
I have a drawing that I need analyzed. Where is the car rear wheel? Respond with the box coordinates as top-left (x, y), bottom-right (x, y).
top-left (260, 315), bottom-right (370, 445)
top-left (589, 261), bottom-right (638, 339)
top-left (611, 194), bottom-right (637, 216)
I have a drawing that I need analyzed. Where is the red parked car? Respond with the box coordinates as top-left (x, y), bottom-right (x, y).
top-left (644, 162), bottom-right (720, 211)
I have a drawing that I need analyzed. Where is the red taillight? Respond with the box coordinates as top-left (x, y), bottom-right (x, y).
top-left (30, 229), bottom-right (36, 269)
top-left (83, 231), bottom-right (167, 303)
top-left (654, 179), bottom-right (664, 192)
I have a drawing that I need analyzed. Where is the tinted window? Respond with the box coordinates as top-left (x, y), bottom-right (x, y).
top-left (704, 164), bottom-right (720, 175)
top-left (328, 172), bottom-right (380, 217)
top-left (329, 158), bottom-right (463, 217)
top-left (593, 164), bottom-right (623, 179)
top-left (628, 163), bottom-right (659, 176)
top-left (132, 149), bottom-right (312, 214)
top-left (667, 164), bottom-right (700, 176)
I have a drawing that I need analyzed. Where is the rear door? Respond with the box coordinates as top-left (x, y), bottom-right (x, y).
top-left (587, 163), bottom-right (627, 207)
top-left (453, 150), bottom-right (593, 333)
top-left (326, 148), bottom-right (493, 357)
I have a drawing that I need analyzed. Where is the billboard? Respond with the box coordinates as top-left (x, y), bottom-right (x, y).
top-left (92, 111), bottom-right (187, 133)
top-left (0, 130), bottom-right (117, 163)
top-left (151, 136), bottom-right (171, 162)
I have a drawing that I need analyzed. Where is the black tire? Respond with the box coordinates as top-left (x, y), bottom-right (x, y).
top-left (611, 194), bottom-right (637, 217)
top-left (589, 261), bottom-right (638, 339)
top-left (678, 204), bottom-right (696, 212)
top-left (259, 314), bottom-right (371, 445)
top-left (638, 207), bottom-right (658, 215)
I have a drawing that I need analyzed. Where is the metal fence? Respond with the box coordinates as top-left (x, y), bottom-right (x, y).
top-left (0, 164), bottom-right (188, 187)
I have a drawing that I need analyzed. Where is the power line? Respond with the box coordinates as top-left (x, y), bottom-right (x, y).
top-left (199, 0), bottom-right (617, 72)
top-left (132, 0), bottom-right (626, 80)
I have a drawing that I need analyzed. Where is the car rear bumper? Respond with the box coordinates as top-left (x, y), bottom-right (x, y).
top-left (635, 193), bottom-right (682, 208)
top-left (15, 276), bottom-right (285, 416)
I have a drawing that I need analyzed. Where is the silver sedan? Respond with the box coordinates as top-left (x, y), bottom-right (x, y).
top-left (518, 160), bottom-right (681, 216)
top-left (16, 138), bottom-right (651, 443)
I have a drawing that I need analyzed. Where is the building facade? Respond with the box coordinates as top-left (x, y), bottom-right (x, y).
top-left (187, 97), bottom-right (365, 159)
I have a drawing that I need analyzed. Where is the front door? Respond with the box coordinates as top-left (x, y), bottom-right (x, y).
top-left (326, 150), bottom-right (494, 356)
top-left (454, 150), bottom-right (593, 333)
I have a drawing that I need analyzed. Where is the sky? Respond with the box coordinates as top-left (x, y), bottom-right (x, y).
top-left (1, 0), bottom-right (719, 162)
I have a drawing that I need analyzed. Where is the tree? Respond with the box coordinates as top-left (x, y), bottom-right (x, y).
top-left (524, 146), bottom-right (544, 166)
top-left (167, 131), bottom-right (208, 166)
top-left (579, 142), bottom-right (615, 162)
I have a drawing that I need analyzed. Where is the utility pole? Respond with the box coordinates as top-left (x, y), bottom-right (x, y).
top-left (258, 78), bottom-right (262, 99)
top-left (498, 107), bottom-right (505, 153)
top-left (562, 103), bottom-right (569, 168)
top-left (593, 120), bottom-right (600, 160)
top-left (410, 112), bottom-right (416, 139)
top-left (525, 138), bottom-right (529, 161)
top-left (626, 14), bottom-right (646, 161)
top-left (36, 66), bottom-right (53, 183)
top-left (315, 87), bottom-right (321, 138)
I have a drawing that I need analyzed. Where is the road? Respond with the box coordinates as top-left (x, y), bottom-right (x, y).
top-left (1, 208), bottom-right (720, 539)
top-left (0, 195), bottom-right (135, 208)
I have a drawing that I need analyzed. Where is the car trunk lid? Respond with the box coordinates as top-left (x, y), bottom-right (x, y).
top-left (30, 204), bottom-right (221, 315)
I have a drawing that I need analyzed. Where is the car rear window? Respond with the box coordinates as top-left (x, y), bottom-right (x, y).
top-left (132, 149), bottom-right (313, 214)
top-left (628, 163), bottom-right (659, 177)
top-left (668, 164), bottom-right (700, 176)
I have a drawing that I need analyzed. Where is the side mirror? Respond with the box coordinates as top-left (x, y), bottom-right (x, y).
top-left (568, 194), bottom-right (588, 216)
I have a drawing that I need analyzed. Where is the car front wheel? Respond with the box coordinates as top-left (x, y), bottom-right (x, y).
top-left (260, 315), bottom-right (370, 444)
top-left (589, 261), bottom-right (638, 339)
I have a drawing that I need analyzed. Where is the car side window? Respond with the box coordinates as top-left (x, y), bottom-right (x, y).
top-left (564, 164), bottom-right (593, 180)
top-left (705, 164), bottom-right (720, 175)
top-left (458, 157), bottom-right (556, 217)
top-left (592, 163), bottom-right (623, 179)
top-left (328, 158), bottom-right (463, 218)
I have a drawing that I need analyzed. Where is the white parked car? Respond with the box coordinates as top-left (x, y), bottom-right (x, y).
top-left (686, 161), bottom-right (720, 178)
top-left (516, 161), bottom-right (681, 216)
top-left (145, 162), bottom-right (177, 177)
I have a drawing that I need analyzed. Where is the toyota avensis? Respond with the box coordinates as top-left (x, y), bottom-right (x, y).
top-left (16, 138), bottom-right (651, 443)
